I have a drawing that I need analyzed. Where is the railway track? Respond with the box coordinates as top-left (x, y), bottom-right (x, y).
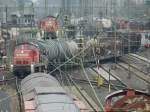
top-left (61, 64), bottom-right (127, 90)
top-left (117, 62), bottom-right (150, 84)
top-left (56, 63), bottom-right (130, 111)
top-left (120, 54), bottom-right (150, 74)
top-left (0, 75), bottom-right (22, 112)
top-left (71, 77), bottom-right (126, 89)
top-left (15, 77), bottom-right (23, 112)
top-left (118, 54), bottom-right (150, 84)
top-left (55, 69), bottom-right (102, 111)
top-left (7, 53), bottom-right (149, 111)
top-left (67, 70), bottom-right (120, 91)
top-left (90, 66), bottom-right (127, 90)
top-left (129, 53), bottom-right (150, 64)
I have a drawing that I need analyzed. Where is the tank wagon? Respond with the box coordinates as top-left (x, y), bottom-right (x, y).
top-left (21, 73), bottom-right (84, 112)
top-left (104, 89), bottom-right (150, 112)
top-left (11, 39), bottom-right (78, 77)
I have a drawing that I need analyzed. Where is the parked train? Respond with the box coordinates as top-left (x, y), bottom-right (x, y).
top-left (141, 32), bottom-right (150, 48)
top-left (11, 43), bottom-right (47, 77)
top-left (104, 89), bottom-right (150, 112)
top-left (103, 31), bottom-right (142, 53)
top-left (108, 30), bottom-right (150, 49)
top-left (10, 30), bottom-right (147, 77)
top-left (116, 19), bottom-right (150, 30)
top-left (38, 16), bottom-right (59, 39)
top-left (10, 39), bottom-right (78, 77)
top-left (21, 73), bottom-right (87, 112)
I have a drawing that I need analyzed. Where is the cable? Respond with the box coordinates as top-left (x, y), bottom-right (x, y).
top-left (49, 46), bottom-right (89, 74)
top-left (0, 46), bottom-right (89, 103)
top-left (51, 63), bottom-right (98, 112)
top-left (80, 59), bottom-right (104, 111)
top-left (52, 63), bottom-right (73, 90)
top-left (57, 39), bottom-right (79, 65)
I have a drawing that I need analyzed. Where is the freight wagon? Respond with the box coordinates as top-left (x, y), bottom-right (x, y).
top-left (21, 73), bottom-right (86, 112)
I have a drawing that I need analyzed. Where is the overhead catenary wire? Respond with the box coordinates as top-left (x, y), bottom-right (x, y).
top-left (55, 65), bottom-right (75, 112)
top-left (57, 39), bottom-right (79, 65)
top-left (91, 46), bottom-right (124, 90)
top-left (80, 59), bottom-right (104, 111)
top-left (0, 46), bottom-right (89, 103)
top-left (51, 63), bottom-right (99, 112)
top-left (49, 46), bottom-right (89, 74)
top-left (0, 74), bottom-right (81, 111)
top-left (49, 62), bottom-right (76, 97)
top-left (15, 37), bottom-right (80, 63)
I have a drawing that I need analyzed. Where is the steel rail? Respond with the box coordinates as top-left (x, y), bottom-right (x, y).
top-left (59, 70), bottom-right (99, 112)
top-left (91, 66), bottom-right (127, 89)
top-left (117, 62), bottom-right (150, 84)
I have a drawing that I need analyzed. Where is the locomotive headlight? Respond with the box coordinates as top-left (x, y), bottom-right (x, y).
top-left (31, 64), bottom-right (35, 73)
top-left (10, 64), bottom-right (13, 72)
top-left (46, 21), bottom-right (52, 27)
top-left (21, 50), bottom-right (24, 53)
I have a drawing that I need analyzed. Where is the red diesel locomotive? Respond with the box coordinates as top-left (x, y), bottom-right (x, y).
top-left (39, 16), bottom-right (59, 33)
top-left (11, 43), bottom-right (46, 77)
top-left (38, 16), bottom-right (59, 39)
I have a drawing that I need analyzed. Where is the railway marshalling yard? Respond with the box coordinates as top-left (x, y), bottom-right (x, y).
top-left (0, 0), bottom-right (150, 111)
top-left (0, 48), bottom-right (149, 112)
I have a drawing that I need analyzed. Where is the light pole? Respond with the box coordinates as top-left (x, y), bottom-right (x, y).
top-left (45, 0), bottom-right (48, 17)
